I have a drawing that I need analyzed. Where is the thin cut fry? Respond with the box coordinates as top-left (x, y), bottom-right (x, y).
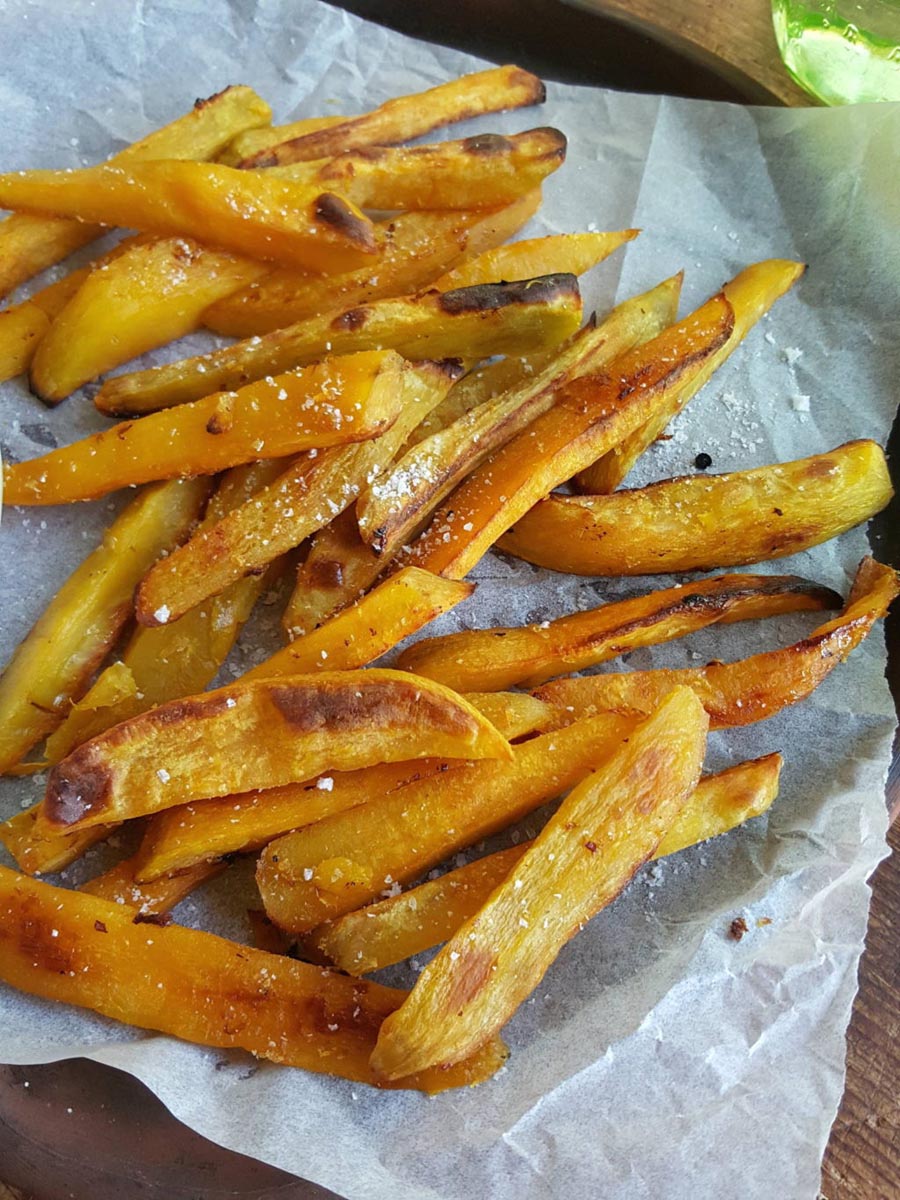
top-left (0, 162), bottom-right (377, 274)
top-left (396, 572), bottom-right (840, 691)
top-left (237, 65), bottom-right (546, 167)
top-left (135, 692), bottom-right (554, 882)
top-left (534, 557), bottom-right (899, 728)
top-left (30, 237), bottom-right (269, 403)
top-left (397, 287), bottom-right (735, 580)
top-left (357, 275), bottom-right (682, 558)
top-left (0, 85), bottom-right (272, 298)
top-left (257, 713), bottom-right (635, 933)
top-left (431, 230), bottom-right (638, 291)
top-left (42, 461), bottom-right (287, 766)
top-left (574, 259), bottom-right (804, 492)
top-left (202, 196), bottom-right (541, 338)
top-left (0, 807), bottom-right (113, 877)
top-left (370, 686), bottom-right (707, 1078)
top-left (0, 865), bottom-right (506, 1092)
top-left (244, 568), bottom-right (473, 679)
top-left (219, 114), bottom-right (348, 167)
top-left (95, 274), bottom-right (583, 416)
top-left (41, 669), bottom-right (512, 832)
top-left (499, 440), bottom-right (894, 575)
top-left (134, 359), bottom-right (460, 626)
top-left (5, 350), bottom-right (405, 506)
top-left (81, 856), bottom-right (225, 916)
top-left (282, 510), bottom-right (383, 638)
top-left (270, 127), bottom-right (566, 210)
top-left (310, 753), bottom-right (782, 975)
top-left (0, 478), bottom-right (209, 774)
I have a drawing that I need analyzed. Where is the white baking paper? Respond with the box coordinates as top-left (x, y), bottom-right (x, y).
top-left (0, 2), bottom-right (898, 1197)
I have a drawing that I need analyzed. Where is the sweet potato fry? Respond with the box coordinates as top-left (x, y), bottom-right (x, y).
top-left (41, 669), bottom-right (512, 833)
top-left (0, 478), bottom-right (209, 774)
top-left (0, 807), bottom-right (113, 876)
top-left (396, 572), bottom-right (840, 692)
top-left (499, 440), bottom-right (894, 575)
top-left (257, 713), bottom-right (635, 933)
top-left (269, 127), bottom-right (566, 210)
top-left (309, 753), bottom-right (782, 975)
top-left (237, 65), bottom-right (546, 168)
top-left (30, 237), bottom-right (270, 403)
top-left (134, 692), bottom-right (555, 882)
top-left (370, 686), bottom-right (707, 1078)
top-left (0, 85), bottom-right (272, 298)
top-left (95, 274), bottom-right (583, 416)
top-left (357, 275), bottom-right (682, 558)
top-left (81, 856), bottom-right (225, 916)
top-left (533, 557), bottom-right (899, 728)
top-left (244, 568), bottom-right (472, 678)
top-left (282, 510), bottom-right (384, 638)
top-left (202, 196), bottom-right (541, 337)
top-left (431, 230), bottom-right (638, 291)
top-left (134, 359), bottom-right (459, 626)
top-left (397, 288), bottom-right (735, 580)
top-left (41, 461), bottom-right (287, 766)
top-left (0, 866), bottom-right (506, 1091)
top-left (0, 162), bottom-right (377, 274)
top-left (574, 259), bottom-right (804, 493)
top-left (219, 115), bottom-right (348, 167)
top-left (5, 350), bottom-right (405, 505)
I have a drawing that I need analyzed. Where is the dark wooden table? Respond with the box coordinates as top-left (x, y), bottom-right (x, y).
top-left (0, 2), bottom-right (896, 1198)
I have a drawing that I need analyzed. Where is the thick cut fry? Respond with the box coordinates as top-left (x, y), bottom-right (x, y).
top-left (41, 669), bottom-right (512, 832)
top-left (0, 162), bottom-right (377, 274)
top-left (0, 235), bottom-right (147, 385)
top-left (30, 237), bottom-right (269, 403)
top-left (95, 274), bottom-right (583, 416)
top-left (500, 441), bottom-right (894, 575)
top-left (238, 65), bottom-right (546, 168)
top-left (574, 259), bottom-right (804, 492)
top-left (282, 510), bottom-right (383, 637)
top-left (534, 558), bottom-right (899, 728)
top-left (42, 461), bottom-right (286, 766)
top-left (398, 289), bottom-right (735, 579)
top-left (431, 230), bottom-right (638, 291)
top-left (134, 359), bottom-right (459, 626)
top-left (0, 478), bottom-right (209, 774)
top-left (257, 713), bottom-right (635, 933)
top-left (5, 350), bottom-right (405, 506)
top-left (0, 866), bottom-right (506, 1091)
top-left (396, 572), bottom-right (840, 692)
top-left (371, 686), bottom-right (707, 1077)
top-left (81, 856), bottom-right (225, 915)
top-left (135, 692), bottom-right (554, 881)
top-left (269, 128), bottom-right (566, 210)
top-left (219, 115), bottom-right (348, 167)
top-left (0, 807), bottom-right (113, 876)
top-left (357, 276), bottom-right (682, 557)
top-left (0, 85), bottom-right (272, 298)
top-left (310, 753), bottom-right (782, 975)
top-left (203, 196), bottom-right (541, 337)
top-left (244, 569), bottom-right (473, 679)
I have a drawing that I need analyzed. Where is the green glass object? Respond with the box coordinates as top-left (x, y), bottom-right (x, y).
top-left (772, 0), bottom-right (900, 102)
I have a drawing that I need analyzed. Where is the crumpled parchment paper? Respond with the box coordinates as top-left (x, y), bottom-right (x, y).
top-left (0, 3), bottom-right (898, 1198)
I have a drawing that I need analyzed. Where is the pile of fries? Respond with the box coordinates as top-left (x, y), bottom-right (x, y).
top-left (0, 67), bottom-right (896, 1093)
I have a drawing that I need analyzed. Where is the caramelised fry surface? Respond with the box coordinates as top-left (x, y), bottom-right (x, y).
top-left (396, 572), bottom-right (840, 692)
top-left (307, 753), bottom-right (782, 975)
top-left (41, 669), bottom-right (512, 832)
top-left (6, 351), bottom-right (404, 506)
top-left (534, 558), bottom-right (899, 728)
top-left (0, 865), bottom-right (506, 1091)
top-left (257, 712), bottom-right (635, 933)
top-left (502, 441), bottom-right (892, 575)
top-left (370, 686), bottom-right (707, 1078)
